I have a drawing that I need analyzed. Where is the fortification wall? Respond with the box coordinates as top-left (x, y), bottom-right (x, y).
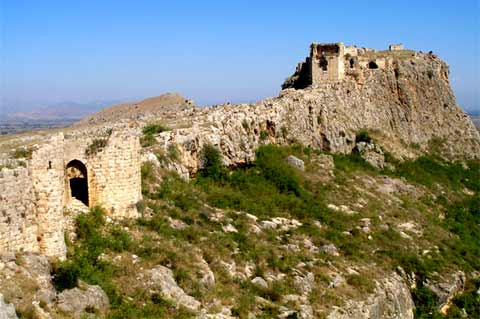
top-left (85, 130), bottom-right (141, 218)
top-left (31, 134), bottom-right (67, 259)
top-left (0, 167), bottom-right (39, 254)
top-left (0, 125), bottom-right (141, 259)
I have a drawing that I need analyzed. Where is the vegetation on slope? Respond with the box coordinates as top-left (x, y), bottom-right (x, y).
top-left (53, 144), bottom-right (480, 318)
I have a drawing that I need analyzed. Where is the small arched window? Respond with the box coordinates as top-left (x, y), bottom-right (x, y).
top-left (319, 56), bottom-right (328, 71)
top-left (368, 61), bottom-right (378, 69)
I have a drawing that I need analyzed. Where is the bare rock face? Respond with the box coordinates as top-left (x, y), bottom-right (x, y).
top-left (56, 281), bottom-right (109, 318)
top-left (0, 294), bottom-right (17, 319)
top-left (146, 265), bottom-right (201, 312)
top-left (426, 271), bottom-right (466, 314)
top-left (286, 155), bottom-right (305, 170)
top-left (355, 142), bottom-right (386, 169)
top-left (327, 273), bottom-right (414, 319)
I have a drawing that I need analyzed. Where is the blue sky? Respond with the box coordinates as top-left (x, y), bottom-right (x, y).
top-left (1, 0), bottom-right (479, 112)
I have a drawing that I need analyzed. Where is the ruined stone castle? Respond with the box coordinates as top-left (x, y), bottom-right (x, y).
top-left (282, 42), bottom-right (416, 88)
top-left (0, 126), bottom-right (141, 259)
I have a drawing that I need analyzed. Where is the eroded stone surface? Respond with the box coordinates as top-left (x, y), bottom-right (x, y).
top-left (146, 265), bottom-right (201, 312)
top-left (327, 273), bottom-right (414, 319)
top-left (56, 281), bottom-right (109, 319)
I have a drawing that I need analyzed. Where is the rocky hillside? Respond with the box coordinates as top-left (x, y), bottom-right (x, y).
top-left (2, 143), bottom-right (479, 318)
top-left (76, 93), bottom-right (194, 126)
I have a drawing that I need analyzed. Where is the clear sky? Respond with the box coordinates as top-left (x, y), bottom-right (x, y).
top-left (1, 0), bottom-right (479, 112)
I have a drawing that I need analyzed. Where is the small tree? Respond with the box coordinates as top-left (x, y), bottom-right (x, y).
top-left (199, 144), bottom-right (225, 181)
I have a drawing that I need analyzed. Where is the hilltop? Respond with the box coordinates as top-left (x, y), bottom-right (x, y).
top-left (75, 93), bottom-right (195, 126)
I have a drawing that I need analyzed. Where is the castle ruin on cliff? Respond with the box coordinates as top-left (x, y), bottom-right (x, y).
top-left (282, 42), bottom-right (421, 89)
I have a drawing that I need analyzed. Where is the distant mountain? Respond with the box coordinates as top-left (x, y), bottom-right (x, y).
top-left (470, 115), bottom-right (480, 131)
top-left (0, 100), bottom-right (120, 134)
top-left (0, 100), bottom-right (119, 123)
top-left (75, 93), bottom-right (194, 126)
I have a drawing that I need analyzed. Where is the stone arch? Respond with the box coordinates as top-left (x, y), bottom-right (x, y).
top-left (66, 159), bottom-right (89, 207)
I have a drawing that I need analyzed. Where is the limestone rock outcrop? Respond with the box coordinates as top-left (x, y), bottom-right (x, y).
top-left (327, 273), bottom-right (414, 319)
top-left (56, 281), bottom-right (109, 318)
top-left (0, 294), bottom-right (17, 319)
top-left (145, 265), bottom-right (201, 312)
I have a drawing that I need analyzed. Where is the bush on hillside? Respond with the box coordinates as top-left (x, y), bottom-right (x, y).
top-left (199, 144), bottom-right (225, 181)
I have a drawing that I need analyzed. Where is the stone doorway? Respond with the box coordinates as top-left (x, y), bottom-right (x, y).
top-left (66, 160), bottom-right (89, 207)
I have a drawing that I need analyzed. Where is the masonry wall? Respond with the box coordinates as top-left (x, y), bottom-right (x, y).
top-left (0, 126), bottom-right (142, 259)
top-left (86, 130), bottom-right (141, 218)
top-left (310, 43), bottom-right (345, 83)
top-left (0, 167), bottom-right (39, 254)
top-left (31, 134), bottom-right (67, 259)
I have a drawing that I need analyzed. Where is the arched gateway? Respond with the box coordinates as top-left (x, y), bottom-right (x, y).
top-left (65, 159), bottom-right (89, 207)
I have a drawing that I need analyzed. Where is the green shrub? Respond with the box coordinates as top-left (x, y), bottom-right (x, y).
top-left (355, 129), bottom-right (372, 144)
top-left (259, 130), bottom-right (269, 141)
top-left (52, 207), bottom-right (131, 306)
top-left (142, 124), bottom-right (169, 135)
top-left (140, 134), bottom-right (156, 147)
top-left (441, 195), bottom-right (480, 270)
top-left (411, 285), bottom-right (444, 319)
top-left (167, 144), bottom-right (179, 161)
top-left (447, 278), bottom-right (480, 318)
top-left (141, 163), bottom-right (156, 196)
top-left (345, 274), bottom-right (375, 294)
top-left (199, 144), bottom-right (225, 181)
top-left (332, 152), bottom-right (375, 173)
top-left (393, 156), bottom-right (480, 191)
top-left (11, 147), bottom-right (33, 159)
top-left (255, 145), bottom-right (302, 196)
top-left (242, 119), bottom-right (249, 130)
top-left (157, 174), bottom-right (201, 211)
top-left (141, 124), bottom-right (169, 147)
top-left (85, 138), bottom-right (108, 156)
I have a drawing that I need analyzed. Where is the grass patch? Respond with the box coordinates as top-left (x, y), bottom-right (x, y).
top-left (11, 147), bottom-right (33, 159)
top-left (86, 138), bottom-right (108, 156)
top-left (391, 156), bottom-right (479, 191)
top-left (141, 124), bottom-right (169, 147)
top-left (355, 129), bottom-right (373, 144)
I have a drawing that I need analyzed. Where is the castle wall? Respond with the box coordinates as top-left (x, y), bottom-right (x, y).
top-left (85, 130), bottom-right (141, 218)
top-left (310, 43), bottom-right (345, 83)
top-left (30, 134), bottom-right (67, 259)
top-left (0, 167), bottom-right (39, 254)
top-left (0, 126), bottom-right (141, 259)
top-left (389, 44), bottom-right (404, 51)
